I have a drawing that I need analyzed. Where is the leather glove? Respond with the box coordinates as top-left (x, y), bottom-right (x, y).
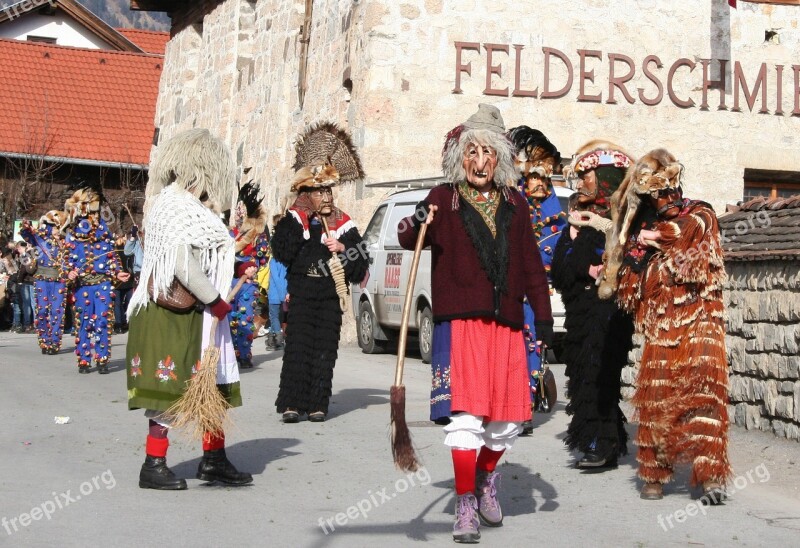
top-left (568, 211), bottom-right (613, 234)
top-left (534, 320), bottom-right (555, 348)
top-left (208, 295), bottom-right (232, 320)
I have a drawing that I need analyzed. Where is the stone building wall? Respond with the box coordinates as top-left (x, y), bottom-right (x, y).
top-left (150, 0), bottom-right (800, 226)
top-left (725, 260), bottom-right (800, 441)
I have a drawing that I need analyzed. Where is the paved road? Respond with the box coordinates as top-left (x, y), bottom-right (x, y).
top-left (1, 330), bottom-right (799, 547)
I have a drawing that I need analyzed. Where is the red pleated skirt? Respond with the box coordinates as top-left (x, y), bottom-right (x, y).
top-left (449, 318), bottom-right (530, 422)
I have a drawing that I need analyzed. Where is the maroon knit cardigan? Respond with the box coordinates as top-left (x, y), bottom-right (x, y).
top-left (398, 184), bottom-right (552, 330)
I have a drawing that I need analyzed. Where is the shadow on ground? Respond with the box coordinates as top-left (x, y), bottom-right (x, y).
top-left (171, 437), bottom-right (301, 477)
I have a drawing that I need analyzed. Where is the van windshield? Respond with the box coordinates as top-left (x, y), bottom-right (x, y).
top-left (363, 204), bottom-right (387, 247)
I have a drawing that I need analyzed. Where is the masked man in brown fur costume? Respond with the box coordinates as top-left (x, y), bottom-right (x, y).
top-left (612, 149), bottom-right (731, 503)
top-left (272, 122), bottom-right (369, 424)
top-left (551, 142), bottom-right (635, 470)
top-left (399, 104), bottom-right (553, 543)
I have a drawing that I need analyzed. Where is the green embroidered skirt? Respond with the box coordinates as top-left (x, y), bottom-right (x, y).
top-left (126, 304), bottom-right (242, 412)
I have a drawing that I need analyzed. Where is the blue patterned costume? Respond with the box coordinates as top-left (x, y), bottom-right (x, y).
top-left (20, 220), bottom-right (67, 354)
top-left (61, 215), bottom-right (122, 372)
top-left (229, 228), bottom-right (269, 368)
top-left (519, 181), bottom-right (566, 398)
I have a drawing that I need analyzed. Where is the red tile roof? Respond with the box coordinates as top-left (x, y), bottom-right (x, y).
top-left (116, 28), bottom-right (170, 55)
top-left (0, 38), bottom-right (162, 167)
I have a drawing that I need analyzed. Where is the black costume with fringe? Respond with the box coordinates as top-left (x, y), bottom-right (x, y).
top-left (271, 215), bottom-right (368, 415)
top-left (551, 226), bottom-right (633, 458)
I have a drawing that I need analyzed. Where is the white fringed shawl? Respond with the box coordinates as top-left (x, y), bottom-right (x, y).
top-left (128, 185), bottom-right (235, 319)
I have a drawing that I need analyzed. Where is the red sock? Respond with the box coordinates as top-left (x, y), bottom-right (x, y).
top-left (145, 435), bottom-right (169, 458)
top-left (476, 447), bottom-right (505, 472)
top-left (451, 448), bottom-right (478, 495)
top-left (202, 431), bottom-right (225, 451)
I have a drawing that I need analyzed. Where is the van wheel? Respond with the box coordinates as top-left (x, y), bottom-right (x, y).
top-left (418, 306), bottom-right (433, 364)
top-left (358, 301), bottom-right (384, 354)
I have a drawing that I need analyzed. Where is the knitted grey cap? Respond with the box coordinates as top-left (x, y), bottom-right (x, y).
top-left (463, 103), bottom-right (505, 133)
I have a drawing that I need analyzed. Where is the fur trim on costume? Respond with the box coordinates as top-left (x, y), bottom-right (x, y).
top-left (290, 164), bottom-right (341, 192)
top-left (599, 149), bottom-right (682, 300)
top-left (235, 207), bottom-right (268, 253)
top-left (457, 189), bottom-right (514, 295)
top-left (39, 210), bottom-right (68, 232)
top-left (441, 128), bottom-right (517, 188)
top-left (145, 128), bottom-right (237, 216)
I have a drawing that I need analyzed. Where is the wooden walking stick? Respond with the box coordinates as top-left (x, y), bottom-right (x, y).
top-left (165, 276), bottom-right (248, 440)
top-left (391, 218), bottom-right (428, 472)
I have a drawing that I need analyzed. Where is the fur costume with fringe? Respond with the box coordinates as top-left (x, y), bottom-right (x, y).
top-left (599, 148), bottom-right (682, 300)
top-left (145, 128), bottom-right (237, 216)
top-left (551, 225), bottom-right (633, 458)
top-left (616, 199), bottom-right (730, 486)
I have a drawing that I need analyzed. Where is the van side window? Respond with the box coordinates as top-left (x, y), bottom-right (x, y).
top-left (363, 204), bottom-right (387, 247)
top-left (384, 203), bottom-right (416, 249)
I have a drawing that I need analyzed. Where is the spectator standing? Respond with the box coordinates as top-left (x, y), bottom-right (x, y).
top-left (114, 233), bottom-right (135, 333)
top-left (15, 241), bottom-right (36, 333)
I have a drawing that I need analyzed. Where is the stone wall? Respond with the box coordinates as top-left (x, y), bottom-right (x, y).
top-left (725, 260), bottom-right (800, 441)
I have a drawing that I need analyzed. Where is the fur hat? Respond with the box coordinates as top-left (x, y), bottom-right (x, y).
top-left (291, 122), bottom-right (364, 192)
top-left (145, 128), bottom-right (237, 215)
top-left (39, 210), bottom-right (68, 232)
top-left (441, 104), bottom-right (516, 187)
top-left (64, 179), bottom-right (103, 224)
top-left (507, 125), bottom-right (562, 179)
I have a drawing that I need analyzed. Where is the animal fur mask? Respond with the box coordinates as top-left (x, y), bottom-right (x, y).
top-left (39, 210), bottom-right (68, 232)
top-left (64, 188), bottom-right (101, 224)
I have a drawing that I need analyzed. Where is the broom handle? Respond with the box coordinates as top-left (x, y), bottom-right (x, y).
top-left (394, 220), bottom-right (428, 387)
top-left (320, 216), bottom-right (331, 238)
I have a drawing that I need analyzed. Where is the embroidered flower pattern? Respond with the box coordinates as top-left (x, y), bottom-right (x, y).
top-left (130, 354), bottom-right (142, 377)
top-left (431, 365), bottom-right (451, 391)
top-left (155, 355), bottom-right (178, 383)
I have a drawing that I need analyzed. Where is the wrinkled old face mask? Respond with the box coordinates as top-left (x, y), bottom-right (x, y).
top-left (309, 186), bottom-right (334, 216)
top-left (462, 141), bottom-right (498, 191)
top-left (575, 169), bottom-right (598, 205)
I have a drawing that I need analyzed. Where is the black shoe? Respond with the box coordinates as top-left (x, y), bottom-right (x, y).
top-left (519, 420), bottom-right (533, 436)
top-left (576, 451), bottom-right (618, 469)
top-left (196, 449), bottom-right (253, 485)
top-left (97, 363), bottom-right (109, 374)
top-left (139, 455), bottom-right (188, 490)
top-left (238, 359), bottom-right (253, 369)
top-left (308, 411), bottom-right (326, 423)
top-left (113, 326), bottom-right (123, 335)
top-left (282, 409), bottom-right (300, 423)
top-left (78, 366), bottom-right (90, 374)
top-left (41, 348), bottom-right (47, 354)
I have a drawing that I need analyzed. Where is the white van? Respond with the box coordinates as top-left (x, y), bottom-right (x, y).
top-left (351, 183), bottom-right (571, 363)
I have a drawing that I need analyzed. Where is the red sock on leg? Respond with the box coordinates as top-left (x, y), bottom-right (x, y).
top-left (452, 448), bottom-right (478, 495)
top-left (202, 431), bottom-right (225, 452)
top-left (476, 447), bottom-right (505, 472)
top-left (145, 435), bottom-right (169, 458)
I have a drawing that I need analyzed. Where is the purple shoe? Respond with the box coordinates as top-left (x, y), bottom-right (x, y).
top-left (453, 492), bottom-right (480, 543)
top-left (476, 470), bottom-right (503, 527)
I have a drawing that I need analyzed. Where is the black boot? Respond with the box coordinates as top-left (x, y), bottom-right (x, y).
top-left (197, 449), bottom-right (253, 485)
top-left (576, 450), bottom-right (618, 469)
top-left (139, 455), bottom-right (188, 490)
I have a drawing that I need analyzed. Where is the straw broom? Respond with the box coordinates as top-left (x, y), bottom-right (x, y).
top-left (390, 220), bottom-right (428, 472)
top-left (165, 276), bottom-right (248, 440)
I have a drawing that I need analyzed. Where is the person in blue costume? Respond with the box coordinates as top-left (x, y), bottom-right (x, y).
top-left (20, 210), bottom-right (69, 354)
top-left (61, 182), bottom-right (130, 374)
top-left (507, 126), bottom-right (567, 434)
top-left (229, 182), bottom-right (265, 369)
